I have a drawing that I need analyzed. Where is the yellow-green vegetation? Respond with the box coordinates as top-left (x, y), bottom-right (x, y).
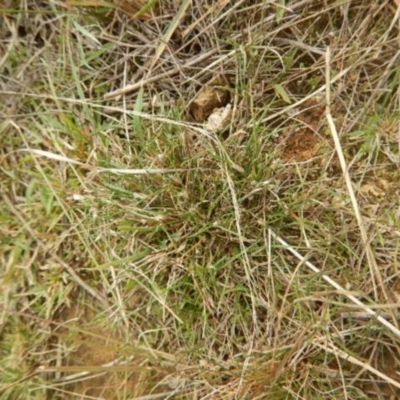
top-left (1, 1), bottom-right (400, 399)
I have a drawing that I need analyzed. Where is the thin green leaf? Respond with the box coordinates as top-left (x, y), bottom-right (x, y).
top-left (273, 83), bottom-right (292, 104)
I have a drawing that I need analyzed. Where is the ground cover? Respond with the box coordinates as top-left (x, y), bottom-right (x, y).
top-left (1, 1), bottom-right (400, 399)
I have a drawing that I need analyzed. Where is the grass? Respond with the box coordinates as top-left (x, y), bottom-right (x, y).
top-left (1, 0), bottom-right (400, 399)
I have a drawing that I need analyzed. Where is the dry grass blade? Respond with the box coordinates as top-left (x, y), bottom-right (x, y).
top-left (23, 149), bottom-right (182, 174)
top-left (270, 229), bottom-right (400, 339)
top-left (146, 0), bottom-right (192, 73)
top-left (103, 49), bottom-right (217, 99)
top-left (325, 46), bottom-right (389, 306)
top-left (314, 338), bottom-right (400, 390)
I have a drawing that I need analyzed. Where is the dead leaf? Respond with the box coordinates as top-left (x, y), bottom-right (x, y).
top-left (116, 0), bottom-right (153, 19)
top-left (190, 76), bottom-right (230, 122)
